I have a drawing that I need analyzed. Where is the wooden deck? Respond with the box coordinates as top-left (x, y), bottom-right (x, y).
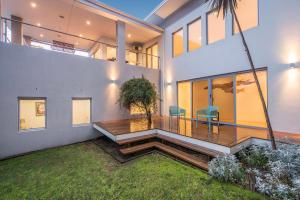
top-left (94, 116), bottom-right (271, 147)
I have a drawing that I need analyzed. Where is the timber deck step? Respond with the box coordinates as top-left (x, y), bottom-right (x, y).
top-left (117, 133), bottom-right (158, 145)
top-left (157, 135), bottom-right (224, 158)
top-left (119, 142), bottom-right (208, 170)
top-left (117, 133), bottom-right (224, 158)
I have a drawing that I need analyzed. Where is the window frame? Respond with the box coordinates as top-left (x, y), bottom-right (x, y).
top-left (187, 17), bottom-right (202, 52)
top-left (172, 28), bottom-right (184, 58)
top-left (71, 97), bottom-right (92, 127)
top-left (232, 0), bottom-right (259, 35)
top-left (18, 97), bottom-right (47, 132)
top-left (206, 9), bottom-right (226, 45)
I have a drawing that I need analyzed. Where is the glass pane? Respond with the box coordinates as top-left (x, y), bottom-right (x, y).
top-left (178, 81), bottom-right (191, 118)
top-left (173, 29), bottom-right (184, 57)
top-left (107, 46), bottom-right (117, 61)
top-left (192, 80), bottom-right (209, 118)
top-left (19, 99), bottom-right (46, 131)
top-left (126, 51), bottom-right (137, 65)
top-left (207, 9), bottom-right (225, 44)
top-left (236, 71), bottom-right (267, 127)
top-left (152, 44), bottom-right (159, 69)
top-left (188, 19), bottom-right (201, 52)
top-left (146, 47), bottom-right (152, 68)
top-left (212, 77), bottom-right (234, 123)
top-left (234, 0), bottom-right (258, 34)
top-left (72, 99), bottom-right (91, 125)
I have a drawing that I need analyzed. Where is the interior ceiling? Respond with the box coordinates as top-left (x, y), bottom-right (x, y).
top-left (1, 0), bottom-right (160, 50)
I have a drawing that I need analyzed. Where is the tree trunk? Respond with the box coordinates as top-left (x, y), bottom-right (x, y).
top-left (146, 111), bottom-right (152, 126)
top-left (232, 9), bottom-right (277, 150)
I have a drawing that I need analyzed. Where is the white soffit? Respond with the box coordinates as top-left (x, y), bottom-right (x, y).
top-left (145, 0), bottom-right (191, 22)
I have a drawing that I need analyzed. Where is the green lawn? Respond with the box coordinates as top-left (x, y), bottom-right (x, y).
top-left (0, 142), bottom-right (265, 200)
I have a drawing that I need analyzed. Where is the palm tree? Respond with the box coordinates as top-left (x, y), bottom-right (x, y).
top-left (208, 0), bottom-right (277, 149)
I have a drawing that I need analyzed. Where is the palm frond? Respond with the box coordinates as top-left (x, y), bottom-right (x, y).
top-left (208, 0), bottom-right (238, 18)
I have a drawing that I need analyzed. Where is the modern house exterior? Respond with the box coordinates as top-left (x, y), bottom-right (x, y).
top-left (0, 0), bottom-right (300, 159)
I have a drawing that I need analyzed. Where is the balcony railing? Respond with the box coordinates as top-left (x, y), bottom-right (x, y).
top-left (0, 17), bottom-right (118, 61)
top-left (0, 17), bottom-right (160, 69)
top-left (126, 49), bottom-right (160, 69)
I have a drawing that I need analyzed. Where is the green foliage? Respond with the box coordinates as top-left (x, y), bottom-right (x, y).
top-left (118, 76), bottom-right (159, 122)
top-left (0, 142), bottom-right (265, 200)
top-left (238, 145), bottom-right (270, 169)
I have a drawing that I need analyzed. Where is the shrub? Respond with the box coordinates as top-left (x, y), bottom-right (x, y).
top-left (238, 145), bottom-right (271, 169)
top-left (248, 143), bottom-right (300, 200)
top-left (208, 154), bottom-right (244, 183)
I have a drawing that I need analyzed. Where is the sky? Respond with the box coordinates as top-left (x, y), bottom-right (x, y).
top-left (97, 0), bottom-right (163, 19)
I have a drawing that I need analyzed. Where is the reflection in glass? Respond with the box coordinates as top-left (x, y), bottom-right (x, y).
top-left (192, 80), bottom-right (209, 118)
top-left (212, 77), bottom-right (234, 123)
top-left (234, 0), bottom-right (258, 34)
top-left (207, 9), bottom-right (225, 44)
top-left (173, 29), bottom-right (184, 57)
top-left (188, 19), bottom-right (201, 52)
top-left (178, 81), bottom-right (191, 118)
top-left (236, 71), bottom-right (267, 127)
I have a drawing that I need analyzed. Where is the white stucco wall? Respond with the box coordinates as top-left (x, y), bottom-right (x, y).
top-left (161, 0), bottom-right (300, 134)
top-left (0, 43), bottom-right (160, 158)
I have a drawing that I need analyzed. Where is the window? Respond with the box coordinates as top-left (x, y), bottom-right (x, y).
top-left (177, 81), bottom-right (191, 118)
top-left (107, 46), bottom-right (117, 61)
top-left (233, 0), bottom-right (258, 34)
top-left (207, 9), bottom-right (225, 44)
top-left (236, 70), bottom-right (267, 127)
top-left (126, 51), bottom-right (137, 65)
top-left (72, 98), bottom-right (91, 126)
top-left (188, 18), bottom-right (201, 52)
top-left (146, 44), bottom-right (159, 69)
top-left (19, 98), bottom-right (46, 131)
top-left (172, 28), bottom-right (184, 57)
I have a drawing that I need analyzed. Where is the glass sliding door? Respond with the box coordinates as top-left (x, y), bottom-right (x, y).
top-left (176, 69), bottom-right (267, 128)
top-left (177, 81), bottom-right (191, 118)
top-left (236, 71), bottom-right (267, 127)
top-left (211, 76), bottom-right (235, 123)
top-left (192, 80), bottom-right (209, 118)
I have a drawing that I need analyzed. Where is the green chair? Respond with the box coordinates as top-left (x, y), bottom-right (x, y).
top-left (196, 106), bottom-right (219, 131)
top-left (169, 106), bottom-right (186, 130)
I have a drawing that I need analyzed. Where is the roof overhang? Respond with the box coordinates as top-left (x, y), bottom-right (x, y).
top-left (145, 0), bottom-right (191, 25)
top-left (77, 0), bottom-right (164, 34)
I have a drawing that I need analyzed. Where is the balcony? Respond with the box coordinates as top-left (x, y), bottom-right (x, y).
top-left (0, 0), bottom-right (162, 69)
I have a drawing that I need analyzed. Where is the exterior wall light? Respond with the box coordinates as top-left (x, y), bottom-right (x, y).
top-left (290, 63), bottom-right (297, 69)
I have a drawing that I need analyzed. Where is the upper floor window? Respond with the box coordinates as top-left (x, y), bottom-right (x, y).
top-left (233, 0), bottom-right (258, 34)
top-left (72, 98), bottom-right (91, 126)
top-left (172, 28), bottom-right (184, 57)
top-left (207, 9), bottom-right (225, 44)
top-left (19, 98), bottom-right (46, 131)
top-left (188, 18), bottom-right (202, 52)
top-left (146, 44), bottom-right (159, 69)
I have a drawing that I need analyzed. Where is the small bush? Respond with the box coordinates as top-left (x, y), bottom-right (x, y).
top-left (238, 145), bottom-right (270, 169)
top-left (208, 154), bottom-right (244, 183)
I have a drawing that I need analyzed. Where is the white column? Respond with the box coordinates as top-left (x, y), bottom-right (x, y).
top-left (11, 15), bottom-right (23, 45)
top-left (0, 1), bottom-right (2, 42)
top-left (116, 20), bottom-right (126, 64)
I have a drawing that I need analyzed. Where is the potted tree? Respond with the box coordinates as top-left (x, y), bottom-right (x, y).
top-left (118, 76), bottom-right (159, 125)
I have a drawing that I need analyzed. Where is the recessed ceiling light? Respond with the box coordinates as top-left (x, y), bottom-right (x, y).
top-left (40, 34), bottom-right (44, 38)
top-left (37, 23), bottom-right (41, 27)
top-left (86, 20), bottom-right (91, 25)
top-left (127, 34), bottom-right (132, 38)
top-left (79, 34), bottom-right (83, 37)
top-left (30, 2), bottom-right (37, 8)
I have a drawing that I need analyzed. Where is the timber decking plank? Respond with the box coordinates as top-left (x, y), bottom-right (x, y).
top-left (119, 142), bottom-right (208, 170)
